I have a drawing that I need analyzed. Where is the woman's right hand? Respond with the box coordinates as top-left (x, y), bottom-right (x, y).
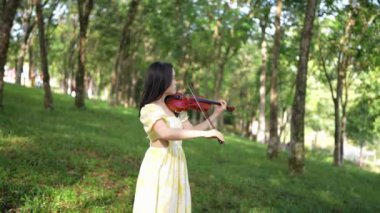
top-left (205, 129), bottom-right (225, 142)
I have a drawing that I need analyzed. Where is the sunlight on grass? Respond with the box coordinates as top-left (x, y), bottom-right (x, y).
top-left (0, 135), bottom-right (30, 146)
top-left (1, 84), bottom-right (379, 212)
top-left (315, 190), bottom-right (341, 208)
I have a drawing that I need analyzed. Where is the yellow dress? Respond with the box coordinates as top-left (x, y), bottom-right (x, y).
top-left (133, 103), bottom-right (191, 213)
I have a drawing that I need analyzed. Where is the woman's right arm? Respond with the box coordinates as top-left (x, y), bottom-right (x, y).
top-left (152, 119), bottom-right (224, 142)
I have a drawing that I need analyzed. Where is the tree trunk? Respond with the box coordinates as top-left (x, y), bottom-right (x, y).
top-left (268, 0), bottom-right (283, 159)
top-left (127, 70), bottom-right (139, 107)
top-left (44, 0), bottom-right (59, 47)
top-left (359, 143), bottom-right (363, 167)
top-left (0, 0), bottom-right (21, 110)
top-left (339, 51), bottom-right (351, 165)
top-left (289, 0), bottom-right (318, 174)
top-left (28, 40), bottom-right (35, 87)
top-left (246, 107), bottom-right (255, 138)
top-left (16, 42), bottom-right (28, 85)
top-left (257, 9), bottom-right (270, 144)
top-left (312, 131), bottom-right (318, 150)
top-left (214, 45), bottom-right (232, 99)
top-left (35, 0), bottom-right (54, 110)
top-left (279, 107), bottom-right (290, 143)
top-left (333, 97), bottom-right (342, 165)
top-left (62, 20), bottom-right (77, 94)
top-left (75, 0), bottom-right (94, 109)
top-left (334, 7), bottom-right (355, 166)
top-left (16, 3), bottom-right (35, 85)
top-left (320, 43), bottom-right (343, 166)
top-left (110, 0), bottom-right (139, 105)
top-left (213, 45), bottom-right (237, 129)
top-left (339, 99), bottom-right (347, 165)
top-left (340, 97), bottom-right (347, 164)
top-left (63, 37), bottom-right (76, 94)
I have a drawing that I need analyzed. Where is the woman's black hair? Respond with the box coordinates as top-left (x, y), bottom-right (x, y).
top-left (139, 61), bottom-right (173, 116)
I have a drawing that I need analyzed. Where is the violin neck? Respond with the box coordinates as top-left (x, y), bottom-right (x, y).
top-left (196, 97), bottom-right (220, 105)
top-left (190, 95), bottom-right (235, 112)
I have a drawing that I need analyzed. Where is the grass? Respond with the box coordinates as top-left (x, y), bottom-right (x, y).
top-left (1, 84), bottom-right (379, 212)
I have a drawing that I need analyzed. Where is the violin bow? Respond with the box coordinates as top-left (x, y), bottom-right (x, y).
top-left (187, 84), bottom-right (224, 144)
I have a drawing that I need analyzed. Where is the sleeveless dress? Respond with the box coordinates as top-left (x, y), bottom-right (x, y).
top-left (133, 103), bottom-right (191, 213)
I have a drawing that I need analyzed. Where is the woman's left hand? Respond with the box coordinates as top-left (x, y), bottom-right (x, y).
top-left (214, 99), bottom-right (227, 115)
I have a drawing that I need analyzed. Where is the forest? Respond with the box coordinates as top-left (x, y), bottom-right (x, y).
top-left (1, 0), bottom-right (379, 211)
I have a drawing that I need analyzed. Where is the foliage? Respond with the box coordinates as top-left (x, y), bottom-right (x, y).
top-left (2, 0), bottom-right (379, 181)
top-left (347, 70), bottom-right (380, 149)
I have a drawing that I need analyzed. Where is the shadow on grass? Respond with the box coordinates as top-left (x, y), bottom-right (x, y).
top-left (1, 84), bottom-right (379, 212)
top-left (1, 85), bottom-right (143, 210)
top-left (184, 134), bottom-right (380, 212)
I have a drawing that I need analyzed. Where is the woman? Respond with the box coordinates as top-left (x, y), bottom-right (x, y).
top-left (133, 61), bottom-right (226, 213)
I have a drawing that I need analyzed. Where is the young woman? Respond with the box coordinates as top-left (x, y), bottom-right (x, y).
top-left (133, 61), bottom-right (226, 213)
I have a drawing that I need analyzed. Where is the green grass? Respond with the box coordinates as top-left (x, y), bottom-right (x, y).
top-left (1, 84), bottom-right (379, 212)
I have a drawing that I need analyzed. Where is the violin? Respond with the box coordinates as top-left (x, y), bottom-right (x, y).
top-left (165, 93), bottom-right (235, 113)
top-left (165, 91), bottom-right (234, 145)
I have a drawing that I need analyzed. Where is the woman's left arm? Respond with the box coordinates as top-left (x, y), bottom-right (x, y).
top-left (182, 100), bottom-right (227, 131)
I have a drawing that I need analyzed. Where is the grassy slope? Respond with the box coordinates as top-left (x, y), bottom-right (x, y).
top-left (1, 84), bottom-right (379, 212)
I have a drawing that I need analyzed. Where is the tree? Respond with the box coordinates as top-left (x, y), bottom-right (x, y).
top-left (289, 0), bottom-right (318, 174)
top-left (317, 1), bottom-right (379, 166)
top-left (268, 0), bottom-right (283, 159)
top-left (110, 0), bottom-right (139, 106)
top-left (15, 2), bottom-right (35, 85)
top-left (347, 99), bottom-right (379, 166)
top-left (257, 5), bottom-right (270, 144)
top-left (34, 0), bottom-right (54, 110)
top-left (74, 0), bottom-right (94, 108)
top-left (0, 0), bottom-right (21, 110)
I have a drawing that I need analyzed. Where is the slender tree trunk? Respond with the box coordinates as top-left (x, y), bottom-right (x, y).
top-left (214, 47), bottom-right (230, 124)
top-left (333, 93), bottom-right (342, 164)
top-left (0, 0), bottom-right (21, 110)
top-left (245, 115), bottom-right (251, 137)
top-left (359, 143), bottom-right (363, 167)
top-left (337, 78), bottom-right (346, 165)
top-left (122, 23), bottom-right (143, 106)
top-left (339, 51), bottom-right (352, 165)
top-left (110, 0), bottom-right (139, 105)
top-left (289, 0), bottom-right (318, 174)
top-left (214, 45), bottom-right (233, 99)
top-left (68, 28), bottom-right (77, 96)
top-left (16, 41), bottom-right (28, 85)
top-left (319, 42), bottom-right (342, 166)
top-left (334, 7), bottom-right (355, 166)
top-left (35, 0), bottom-right (54, 110)
top-left (279, 107), bottom-right (290, 143)
top-left (75, 0), bottom-right (94, 109)
top-left (334, 53), bottom-right (350, 166)
top-left (63, 37), bottom-right (75, 94)
top-left (268, 0), bottom-right (283, 159)
top-left (312, 131), bottom-right (318, 150)
top-left (320, 4), bottom-right (368, 166)
top-left (257, 9), bottom-right (270, 144)
top-left (214, 46), bottom-right (237, 129)
top-left (16, 3), bottom-right (35, 85)
top-left (62, 22), bottom-right (77, 94)
top-left (28, 40), bottom-right (35, 87)
top-left (340, 82), bottom-right (348, 164)
top-left (44, 0), bottom-right (59, 46)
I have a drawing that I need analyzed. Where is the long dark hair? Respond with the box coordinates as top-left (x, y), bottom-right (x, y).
top-left (139, 61), bottom-right (173, 116)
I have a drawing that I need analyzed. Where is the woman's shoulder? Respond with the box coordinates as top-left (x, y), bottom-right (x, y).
top-left (141, 102), bottom-right (180, 119)
top-left (141, 103), bottom-right (159, 110)
top-left (140, 103), bottom-right (162, 116)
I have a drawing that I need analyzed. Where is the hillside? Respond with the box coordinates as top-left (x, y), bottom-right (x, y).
top-left (0, 84), bottom-right (379, 212)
